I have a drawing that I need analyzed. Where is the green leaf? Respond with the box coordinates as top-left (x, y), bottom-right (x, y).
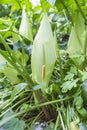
top-left (77, 108), bottom-right (87, 119)
top-left (0, 111), bottom-right (25, 130)
top-left (46, 83), bottom-right (61, 94)
top-left (61, 78), bottom-right (79, 93)
top-left (19, 6), bottom-right (33, 41)
top-left (81, 80), bottom-right (87, 102)
top-left (64, 72), bottom-right (74, 81)
top-left (3, 65), bottom-right (21, 84)
top-left (70, 54), bottom-right (85, 69)
top-left (74, 96), bottom-right (83, 109)
top-left (11, 50), bottom-right (29, 66)
top-left (12, 28), bottom-right (21, 44)
top-left (79, 70), bottom-right (87, 81)
top-left (41, 0), bottom-right (51, 12)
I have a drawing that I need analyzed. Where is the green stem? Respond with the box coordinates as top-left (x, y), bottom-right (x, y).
top-left (74, 0), bottom-right (87, 24)
top-left (54, 114), bottom-right (59, 130)
top-left (58, 54), bottom-right (64, 82)
top-left (31, 111), bottom-right (42, 124)
top-left (57, 106), bottom-right (66, 130)
top-left (0, 35), bottom-right (12, 56)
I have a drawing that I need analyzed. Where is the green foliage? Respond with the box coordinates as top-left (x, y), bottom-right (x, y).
top-left (1, 0), bottom-right (87, 129)
top-left (61, 78), bottom-right (79, 93)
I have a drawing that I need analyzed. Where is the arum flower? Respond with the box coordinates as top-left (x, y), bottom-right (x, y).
top-left (31, 14), bottom-right (57, 86)
top-left (67, 13), bottom-right (87, 56)
top-left (19, 6), bottom-right (33, 41)
top-left (67, 27), bottom-right (82, 55)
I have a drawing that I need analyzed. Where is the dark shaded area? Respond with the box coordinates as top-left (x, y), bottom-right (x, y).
top-left (0, 4), bottom-right (11, 17)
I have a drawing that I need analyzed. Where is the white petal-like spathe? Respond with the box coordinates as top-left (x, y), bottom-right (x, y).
top-left (19, 7), bottom-right (33, 41)
top-left (31, 14), bottom-right (57, 85)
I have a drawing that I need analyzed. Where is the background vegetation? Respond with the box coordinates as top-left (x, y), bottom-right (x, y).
top-left (0, 0), bottom-right (87, 129)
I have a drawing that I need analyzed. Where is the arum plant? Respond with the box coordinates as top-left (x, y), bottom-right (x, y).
top-left (31, 14), bottom-right (57, 119)
top-left (67, 13), bottom-right (86, 56)
top-left (31, 14), bottom-right (57, 86)
top-left (19, 6), bottom-right (33, 41)
top-left (67, 13), bottom-right (87, 69)
top-left (0, 6), bottom-right (34, 86)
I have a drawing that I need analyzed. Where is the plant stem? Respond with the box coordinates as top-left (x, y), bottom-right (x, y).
top-left (54, 114), bottom-right (59, 130)
top-left (58, 55), bottom-right (64, 82)
top-left (57, 106), bottom-right (66, 130)
top-left (35, 90), bottom-right (54, 120)
top-left (0, 34), bottom-right (54, 120)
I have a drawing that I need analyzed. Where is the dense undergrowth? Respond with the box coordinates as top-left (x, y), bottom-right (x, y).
top-left (0, 0), bottom-right (87, 130)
